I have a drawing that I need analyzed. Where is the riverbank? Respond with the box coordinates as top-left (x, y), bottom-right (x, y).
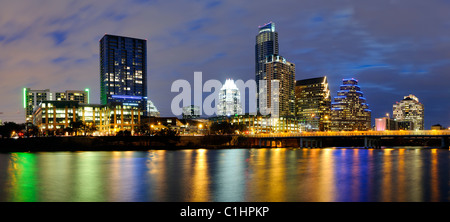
top-left (0, 135), bottom-right (447, 152)
top-left (0, 135), bottom-right (245, 152)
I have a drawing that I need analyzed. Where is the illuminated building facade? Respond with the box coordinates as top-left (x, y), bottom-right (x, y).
top-left (54, 90), bottom-right (89, 103)
top-left (263, 54), bottom-right (295, 117)
top-left (330, 78), bottom-right (371, 131)
top-left (24, 88), bottom-right (89, 123)
top-left (32, 101), bottom-right (142, 134)
top-left (393, 94), bottom-right (424, 130)
top-left (147, 100), bottom-right (160, 117)
top-left (209, 114), bottom-right (301, 133)
top-left (24, 88), bottom-right (51, 123)
top-left (256, 22), bottom-right (278, 112)
top-left (182, 105), bottom-right (200, 119)
top-left (217, 79), bottom-right (242, 116)
top-left (375, 117), bottom-right (397, 131)
top-left (100, 34), bottom-right (147, 115)
top-left (295, 76), bottom-right (331, 131)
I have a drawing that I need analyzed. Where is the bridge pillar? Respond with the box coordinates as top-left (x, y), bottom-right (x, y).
top-left (299, 138), bottom-right (303, 148)
top-left (441, 136), bottom-right (449, 149)
top-left (364, 137), bottom-right (380, 149)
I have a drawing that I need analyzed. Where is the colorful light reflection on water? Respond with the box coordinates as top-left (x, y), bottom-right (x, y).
top-left (0, 148), bottom-right (448, 202)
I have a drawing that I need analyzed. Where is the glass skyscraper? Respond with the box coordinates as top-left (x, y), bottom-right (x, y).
top-left (100, 34), bottom-right (147, 115)
top-left (256, 22), bottom-right (278, 112)
top-left (330, 78), bottom-right (371, 131)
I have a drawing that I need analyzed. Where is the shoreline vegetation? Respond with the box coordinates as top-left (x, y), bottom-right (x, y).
top-left (0, 135), bottom-right (446, 152)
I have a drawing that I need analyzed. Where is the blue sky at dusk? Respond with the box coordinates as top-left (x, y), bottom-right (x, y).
top-left (0, 0), bottom-right (449, 128)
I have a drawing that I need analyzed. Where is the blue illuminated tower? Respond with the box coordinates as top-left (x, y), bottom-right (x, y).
top-left (330, 78), bottom-right (371, 131)
top-left (100, 34), bottom-right (147, 114)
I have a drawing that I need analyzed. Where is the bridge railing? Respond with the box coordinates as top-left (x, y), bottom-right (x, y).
top-left (245, 130), bottom-right (450, 138)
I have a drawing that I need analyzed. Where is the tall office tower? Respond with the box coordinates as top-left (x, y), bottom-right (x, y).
top-left (393, 94), bottom-right (424, 130)
top-left (217, 79), bottom-right (243, 116)
top-left (100, 34), bottom-right (147, 115)
top-left (262, 55), bottom-right (295, 117)
top-left (330, 78), bottom-right (371, 131)
top-left (256, 22), bottom-right (278, 112)
top-left (295, 76), bottom-right (331, 131)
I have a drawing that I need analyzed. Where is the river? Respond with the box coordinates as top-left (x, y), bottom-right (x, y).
top-left (0, 147), bottom-right (448, 202)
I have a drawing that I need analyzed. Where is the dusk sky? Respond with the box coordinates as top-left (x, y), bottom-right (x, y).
top-left (1, 0), bottom-right (449, 129)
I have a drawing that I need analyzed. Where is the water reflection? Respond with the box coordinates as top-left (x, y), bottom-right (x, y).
top-left (7, 153), bottom-right (37, 202)
top-left (0, 148), bottom-right (448, 202)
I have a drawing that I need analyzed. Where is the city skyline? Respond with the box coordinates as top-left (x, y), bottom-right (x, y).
top-left (0, 0), bottom-right (449, 129)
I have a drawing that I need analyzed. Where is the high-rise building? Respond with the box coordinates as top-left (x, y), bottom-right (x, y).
top-left (256, 22), bottom-right (279, 112)
top-left (100, 34), bottom-right (147, 115)
top-left (24, 88), bottom-right (51, 122)
top-left (217, 79), bottom-right (242, 116)
top-left (24, 88), bottom-right (89, 122)
top-left (262, 55), bottom-right (295, 117)
top-left (393, 94), bottom-right (424, 130)
top-left (295, 76), bottom-right (331, 131)
top-left (330, 78), bottom-right (371, 131)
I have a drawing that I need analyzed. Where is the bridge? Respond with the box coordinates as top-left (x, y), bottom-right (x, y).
top-left (243, 130), bottom-right (450, 149)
